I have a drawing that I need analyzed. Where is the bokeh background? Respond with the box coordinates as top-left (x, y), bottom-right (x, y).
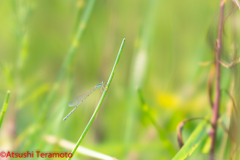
top-left (0, 0), bottom-right (239, 159)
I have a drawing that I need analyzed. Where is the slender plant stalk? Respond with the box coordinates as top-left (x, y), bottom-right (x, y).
top-left (11, 0), bottom-right (32, 110)
top-left (209, 0), bottom-right (225, 159)
top-left (25, 0), bottom-right (96, 151)
top-left (9, 1), bottom-right (31, 151)
top-left (39, 0), bottom-right (96, 123)
top-left (0, 90), bottom-right (11, 129)
top-left (138, 89), bottom-right (176, 157)
top-left (9, 1), bottom-right (33, 151)
top-left (67, 39), bottom-right (125, 160)
top-left (124, 0), bottom-right (157, 155)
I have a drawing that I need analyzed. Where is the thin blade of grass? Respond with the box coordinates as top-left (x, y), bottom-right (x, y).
top-left (25, 0), bottom-right (96, 150)
top-left (39, 0), bottom-right (96, 123)
top-left (67, 39), bottom-right (125, 160)
top-left (124, 0), bottom-right (157, 156)
top-left (223, 90), bottom-right (238, 116)
top-left (0, 90), bottom-right (11, 129)
top-left (138, 89), bottom-right (176, 157)
top-left (172, 117), bottom-right (210, 160)
top-left (208, 65), bottom-right (215, 108)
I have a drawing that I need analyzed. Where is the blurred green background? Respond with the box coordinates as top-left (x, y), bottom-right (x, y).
top-left (0, 0), bottom-right (239, 159)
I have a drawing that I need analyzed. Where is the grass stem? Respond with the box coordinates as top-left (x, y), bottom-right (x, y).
top-left (67, 38), bottom-right (125, 160)
top-left (39, 0), bottom-right (96, 124)
top-left (138, 89), bottom-right (176, 157)
top-left (0, 90), bottom-right (11, 129)
top-left (209, 0), bottom-right (225, 159)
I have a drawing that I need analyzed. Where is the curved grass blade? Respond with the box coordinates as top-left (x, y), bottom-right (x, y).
top-left (0, 90), bottom-right (10, 129)
top-left (173, 117), bottom-right (210, 160)
top-left (177, 117), bottom-right (204, 148)
top-left (63, 82), bottom-right (104, 121)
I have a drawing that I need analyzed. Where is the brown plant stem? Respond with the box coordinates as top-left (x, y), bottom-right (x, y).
top-left (209, 0), bottom-right (225, 159)
top-left (177, 117), bottom-right (204, 148)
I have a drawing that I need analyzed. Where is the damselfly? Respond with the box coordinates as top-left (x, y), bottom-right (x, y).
top-left (63, 81), bottom-right (105, 121)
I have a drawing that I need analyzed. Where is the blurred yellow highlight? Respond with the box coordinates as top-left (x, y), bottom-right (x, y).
top-left (157, 92), bottom-right (181, 109)
top-left (73, 40), bottom-right (79, 47)
top-left (105, 86), bottom-right (108, 90)
top-left (142, 104), bottom-right (149, 111)
top-left (77, 0), bottom-right (85, 8)
top-left (202, 137), bottom-right (211, 153)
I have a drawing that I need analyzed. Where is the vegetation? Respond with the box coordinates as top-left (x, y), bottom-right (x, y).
top-left (0, 0), bottom-right (239, 159)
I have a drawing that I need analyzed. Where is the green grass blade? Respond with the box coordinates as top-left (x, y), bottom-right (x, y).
top-left (0, 90), bottom-right (11, 129)
top-left (67, 38), bottom-right (125, 160)
top-left (172, 118), bottom-right (210, 160)
top-left (124, 0), bottom-right (157, 154)
top-left (23, 0), bottom-right (96, 151)
top-left (138, 89), bottom-right (176, 156)
top-left (39, 0), bottom-right (96, 123)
